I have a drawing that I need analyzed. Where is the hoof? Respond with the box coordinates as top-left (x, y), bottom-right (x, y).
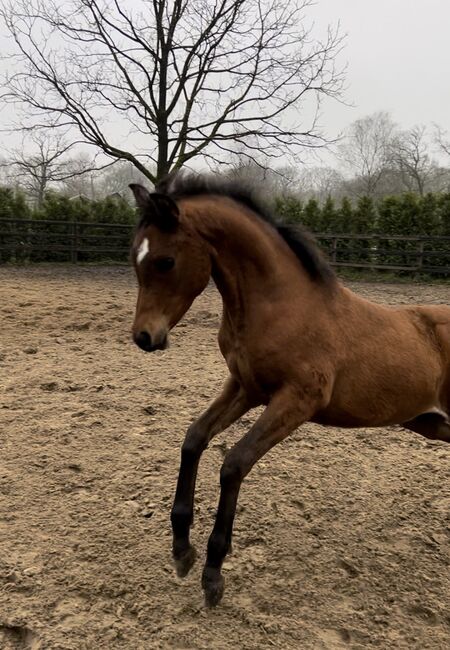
top-left (202, 569), bottom-right (225, 608)
top-left (174, 546), bottom-right (197, 578)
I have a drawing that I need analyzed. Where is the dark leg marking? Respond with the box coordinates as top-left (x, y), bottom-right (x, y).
top-left (171, 378), bottom-right (251, 578)
top-left (201, 389), bottom-right (313, 607)
top-left (403, 411), bottom-right (450, 443)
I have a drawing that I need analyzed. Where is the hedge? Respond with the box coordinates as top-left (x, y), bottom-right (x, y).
top-left (276, 193), bottom-right (449, 270)
top-left (1, 188), bottom-right (449, 267)
top-left (0, 190), bottom-right (136, 263)
top-left (275, 192), bottom-right (449, 236)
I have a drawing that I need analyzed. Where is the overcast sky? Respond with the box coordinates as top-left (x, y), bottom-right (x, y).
top-left (315, 0), bottom-right (450, 137)
top-left (1, 0), bottom-right (449, 167)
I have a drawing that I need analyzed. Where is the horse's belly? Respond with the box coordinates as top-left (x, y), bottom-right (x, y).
top-left (312, 408), bottom-right (379, 428)
top-left (325, 351), bottom-right (442, 427)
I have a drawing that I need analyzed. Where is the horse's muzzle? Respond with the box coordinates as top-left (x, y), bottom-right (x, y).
top-left (133, 331), bottom-right (168, 352)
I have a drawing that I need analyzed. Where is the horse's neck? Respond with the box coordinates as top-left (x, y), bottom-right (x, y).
top-left (187, 198), bottom-right (309, 315)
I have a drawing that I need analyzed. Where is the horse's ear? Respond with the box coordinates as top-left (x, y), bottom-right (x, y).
top-left (148, 193), bottom-right (179, 232)
top-left (129, 185), bottom-right (179, 231)
top-left (129, 183), bottom-right (151, 209)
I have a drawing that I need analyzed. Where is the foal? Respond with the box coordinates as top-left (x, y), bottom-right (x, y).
top-left (129, 175), bottom-right (450, 607)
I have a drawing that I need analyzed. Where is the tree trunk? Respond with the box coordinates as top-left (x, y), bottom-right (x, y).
top-left (156, 122), bottom-right (170, 182)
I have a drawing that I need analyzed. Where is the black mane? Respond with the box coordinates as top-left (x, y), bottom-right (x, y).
top-left (156, 172), bottom-right (336, 286)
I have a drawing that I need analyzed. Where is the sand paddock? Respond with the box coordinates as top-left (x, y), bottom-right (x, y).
top-left (0, 266), bottom-right (449, 649)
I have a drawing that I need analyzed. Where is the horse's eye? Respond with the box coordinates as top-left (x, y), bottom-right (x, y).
top-left (154, 256), bottom-right (175, 273)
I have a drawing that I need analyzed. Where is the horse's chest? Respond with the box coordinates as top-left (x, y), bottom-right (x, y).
top-left (224, 345), bottom-right (259, 395)
top-left (218, 328), bottom-right (273, 401)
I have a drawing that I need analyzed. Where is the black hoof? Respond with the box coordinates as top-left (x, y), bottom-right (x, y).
top-left (202, 569), bottom-right (225, 608)
top-left (174, 546), bottom-right (197, 578)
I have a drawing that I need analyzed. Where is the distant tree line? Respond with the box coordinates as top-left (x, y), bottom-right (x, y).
top-left (225, 112), bottom-right (450, 204)
top-left (2, 112), bottom-right (450, 209)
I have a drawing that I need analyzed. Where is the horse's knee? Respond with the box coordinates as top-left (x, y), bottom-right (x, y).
top-left (220, 455), bottom-right (243, 487)
top-left (181, 423), bottom-right (208, 459)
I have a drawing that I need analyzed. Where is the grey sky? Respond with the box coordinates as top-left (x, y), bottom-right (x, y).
top-left (315, 0), bottom-right (450, 137)
top-left (1, 0), bottom-right (449, 168)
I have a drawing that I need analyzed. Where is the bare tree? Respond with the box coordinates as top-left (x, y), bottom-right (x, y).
top-left (0, 156), bottom-right (11, 187)
top-left (435, 124), bottom-right (450, 160)
top-left (337, 112), bottom-right (396, 197)
top-left (430, 125), bottom-right (450, 191)
top-left (428, 166), bottom-right (450, 193)
top-left (297, 165), bottom-right (344, 202)
top-left (267, 165), bottom-right (301, 195)
top-left (63, 159), bottom-right (150, 200)
top-left (1, 0), bottom-right (344, 184)
top-left (59, 153), bottom-right (100, 200)
top-left (1, 132), bottom-right (101, 206)
top-left (225, 157), bottom-right (300, 197)
top-left (389, 125), bottom-right (434, 195)
top-left (95, 161), bottom-right (152, 198)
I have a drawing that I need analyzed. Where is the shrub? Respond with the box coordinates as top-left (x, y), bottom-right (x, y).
top-left (0, 186), bottom-right (448, 273)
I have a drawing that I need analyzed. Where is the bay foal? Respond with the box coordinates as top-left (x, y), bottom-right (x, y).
top-left (129, 175), bottom-right (450, 607)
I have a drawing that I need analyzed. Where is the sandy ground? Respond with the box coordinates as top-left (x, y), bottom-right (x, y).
top-left (0, 265), bottom-right (449, 650)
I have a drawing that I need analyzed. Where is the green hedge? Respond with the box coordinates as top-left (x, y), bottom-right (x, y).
top-left (1, 188), bottom-right (449, 270)
top-left (276, 192), bottom-right (450, 273)
top-left (275, 192), bottom-right (448, 236)
top-left (0, 189), bottom-right (136, 263)
top-left (4, 187), bottom-right (449, 237)
top-left (0, 188), bottom-right (32, 263)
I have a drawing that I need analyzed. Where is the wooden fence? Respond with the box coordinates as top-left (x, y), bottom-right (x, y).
top-left (0, 218), bottom-right (449, 276)
top-left (0, 218), bottom-right (132, 264)
top-left (315, 233), bottom-right (450, 275)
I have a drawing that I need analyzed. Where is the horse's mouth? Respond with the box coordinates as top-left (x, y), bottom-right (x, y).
top-left (152, 337), bottom-right (169, 351)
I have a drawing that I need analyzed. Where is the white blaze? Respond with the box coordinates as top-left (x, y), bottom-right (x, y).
top-left (137, 237), bottom-right (149, 264)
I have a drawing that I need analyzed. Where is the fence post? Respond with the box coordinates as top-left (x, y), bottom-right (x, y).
top-left (25, 219), bottom-right (31, 263)
top-left (12, 219), bottom-right (18, 263)
top-left (331, 237), bottom-right (338, 263)
top-left (417, 240), bottom-right (424, 270)
top-left (70, 221), bottom-right (78, 263)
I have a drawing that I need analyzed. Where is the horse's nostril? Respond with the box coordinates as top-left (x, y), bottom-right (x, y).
top-left (134, 331), bottom-right (153, 351)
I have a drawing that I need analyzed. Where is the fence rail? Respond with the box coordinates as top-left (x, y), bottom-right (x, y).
top-left (0, 218), bottom-right (132, 264)
top-left (0, 219), bottom-right (449, 276)
top-left (315, 233), bottom-right (450, 275)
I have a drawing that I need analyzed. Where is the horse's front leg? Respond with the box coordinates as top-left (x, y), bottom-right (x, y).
top-left (201, 388), bottom-right (315, 607)
top-left (171, 376), bottom-right (251, 578)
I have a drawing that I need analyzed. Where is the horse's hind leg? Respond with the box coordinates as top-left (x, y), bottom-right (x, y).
top-left (403, 411), bottom-right (450, 443)
top-left (171, 377), bottom-right (252, 578)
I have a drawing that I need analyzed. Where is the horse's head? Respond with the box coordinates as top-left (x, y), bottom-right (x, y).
top-left (129, 184), bottom-right (211, 352)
